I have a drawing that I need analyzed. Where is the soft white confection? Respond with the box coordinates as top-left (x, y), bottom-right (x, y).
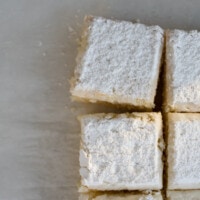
top-left (167, 113), bottom-right (200, 189)
top-left (167, 190), bottom-right (200, 200)
top-left (79, 192), bottom-right (163, 200)
top-left (165, 29), bottom-right (200, 112)
top-left (71, 16), bottom-right (164, 110)
top-left (79, 113), bottom-right (163, 190)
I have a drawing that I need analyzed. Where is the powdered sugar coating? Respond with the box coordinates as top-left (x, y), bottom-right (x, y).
top-left (94, 194), bottom-right (162, 200)
top-left (168, 113), bottom-right (200, 189)
top-left (165, 30), bottom-right (200, 112)
top-left (167, 190), bottom-right (200, 200)
top-left (79, 113), bottom-right (163, 190)
top-left (79, 192), bottom-right (163, 200)
top-left (71, 17), bottom-right (164, 109)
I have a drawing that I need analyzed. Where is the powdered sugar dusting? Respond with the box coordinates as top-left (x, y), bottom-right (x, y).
top-left (168, 114), bottom-right (200, 189)
top-left (80, 113), bottom-right (163, 190)
top-left (166, 30), bottom-right (200, 112)
top-left (72, 16), bottom-right (164, 109)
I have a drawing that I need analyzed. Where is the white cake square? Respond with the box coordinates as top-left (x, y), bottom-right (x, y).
top-left (167, 113), bottom-right (200, 189)
top-left (71, 16), bottom-right (164, 110)
top-left (79, 192), bottom-right (163, 200)
top-left (165, 29), bottom-right (200, 112)
top-left (167, 190), bottom-right (200, 200)
top-left (79, 113), bottom-right (163, 190)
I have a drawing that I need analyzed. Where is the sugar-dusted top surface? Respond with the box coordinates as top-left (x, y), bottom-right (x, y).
top-left (73, 17), bottom-right (163, 106)
top-left (166, 30), bottom-right (200, 111)
top-left (80, 192), bottom-right (162, 200)
top-left (94, 193), bottom-right (162, 200)
top-left (80, 113), bottom-right (163, 190)
top-left (168, 114), bottom-right (200, 189)
top-left (167, 190), bottom-right (200, 200)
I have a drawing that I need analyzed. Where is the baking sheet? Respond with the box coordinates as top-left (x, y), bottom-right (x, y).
top-left (1, 0), bottom-right (200, 199)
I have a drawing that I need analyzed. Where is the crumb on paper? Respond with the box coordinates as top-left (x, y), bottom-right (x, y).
top-left (38, 41), bottom-right (43, 47)
top-left (136, 19), bottom-right (140, 23)
top-left (57, 82), bottom-right (62, 86)
top-left (68, 26), bottom-right (75, 33)
top-left (60, 52), bottom-right (65, 56)
top-left (68, 26), bottom-right (77, 38)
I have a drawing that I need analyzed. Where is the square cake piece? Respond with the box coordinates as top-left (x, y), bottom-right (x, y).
top-left (165, 29), bottom-right (200, 112)
top-left (79, 113), bottom-right (163, 191)
top-left (167, 113), bottom-right (200, 189)
top-left (79, 192), bottom-right (163, 200)
top-left (71, 16), bottom-right (164, 110)
top-left (167, 190), bottom-right (200, 200)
